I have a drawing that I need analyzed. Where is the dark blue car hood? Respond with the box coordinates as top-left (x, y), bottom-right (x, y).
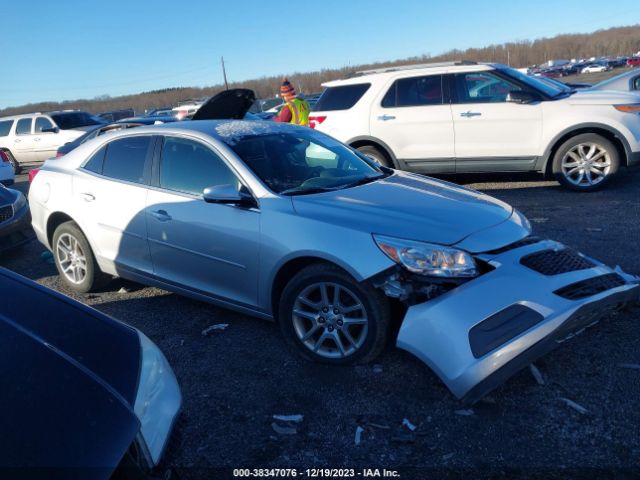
top-left (0, 268), bottom-right (141, 476)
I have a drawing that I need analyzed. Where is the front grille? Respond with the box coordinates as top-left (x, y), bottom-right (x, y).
top-left (0, 205), bottom-right (13, 223)
top-left (484, 236), bottom-right (542, 255)
top-left (521, 248), bottom-right (595, 275)
top-left (554, 273), bottom-right (626, 300)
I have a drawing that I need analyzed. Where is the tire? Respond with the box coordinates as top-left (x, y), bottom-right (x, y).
top-left (279, 263), bottom-right (390, 365)
top-left (52, 221), bottom-right (109, 293)
top-left (356, 145), bottom-right (392, 168)
top-left (551, 133), bottom-right (620, 192)
top-left (4, 150), bottom-right (20, 175)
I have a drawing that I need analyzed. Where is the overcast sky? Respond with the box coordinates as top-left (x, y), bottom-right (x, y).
top-left (0, 0), bottom-right (638, 109)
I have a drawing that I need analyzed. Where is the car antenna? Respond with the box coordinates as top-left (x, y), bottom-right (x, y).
top-left (221, 56), bottom-right (229, 90)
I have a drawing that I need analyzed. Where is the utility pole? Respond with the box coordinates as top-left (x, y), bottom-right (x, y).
top-left (221, 56), bottom-right (229, 90)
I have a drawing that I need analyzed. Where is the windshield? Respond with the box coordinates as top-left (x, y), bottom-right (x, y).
top-left (222, 126), bottom-right (384, 194)
top-left (50, 112), bottom-right (105, 130)
top-left (532, 75), bottom-right (573, 93)
top-left (498, 67), bottom-right (567, 97)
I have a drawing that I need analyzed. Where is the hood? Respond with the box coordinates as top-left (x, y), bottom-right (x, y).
top-left (564, 89), bottom-right (640, 105)
top-left (0, 268), bottom-right (141, 403)
top-left (292, 172), bottom-right (514, 246)
top-left (192, 88), bottom-right (256, 120)
top-left (0, 268), bottom-right (140, 474)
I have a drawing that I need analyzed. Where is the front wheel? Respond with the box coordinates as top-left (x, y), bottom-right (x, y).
top-left (279, 264), bottom-right (390, 365)
top-left (552, 133), bottom-right (620, 192)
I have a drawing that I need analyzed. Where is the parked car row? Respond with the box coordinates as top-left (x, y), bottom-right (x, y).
top-left (2, 61), bottom-right (640, 475)
top-left (24, 90), bottom-right (640, 413)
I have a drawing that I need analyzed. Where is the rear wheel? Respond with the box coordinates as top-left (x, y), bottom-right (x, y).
top-left (279, 264), bottom-right (390, 365)
top-left (356, 145), bottom-right (392, 168)
top-left (552, 133), bottom-right (620, 192)
top-left (52, 221), bottom-right (109, 293)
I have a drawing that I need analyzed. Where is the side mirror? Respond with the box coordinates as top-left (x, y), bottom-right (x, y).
top-left (203, 184), bottom-right (256, 207)
top-left (41, 127), bottom-right (59, 134)
top-left (506, 90), bottom-right (540, 104)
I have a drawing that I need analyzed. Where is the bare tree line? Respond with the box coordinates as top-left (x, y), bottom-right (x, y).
top-left (2, 24), bottom-right (639, 117)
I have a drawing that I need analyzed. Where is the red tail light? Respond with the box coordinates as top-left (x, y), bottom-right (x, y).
top-left (28, 168), bottom-right (40, 184)
top-left (308, 116), bottom-right (327, 129)
top-left (0, 151), bottom-right (9, 163)
top-left (55, 152), bottom-right (65, 158)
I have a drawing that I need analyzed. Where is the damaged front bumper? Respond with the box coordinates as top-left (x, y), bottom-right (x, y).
top-left (395, 239), bottom-right (640, 404)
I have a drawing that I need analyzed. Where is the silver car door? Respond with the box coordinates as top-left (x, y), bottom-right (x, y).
top-left (146, 135), bottom-right (260, 308)
top-left (72, 135), bottom-right (154, 276)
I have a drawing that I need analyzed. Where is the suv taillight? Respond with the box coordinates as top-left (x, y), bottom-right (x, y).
top-left (55, 152), bottom-right (65, 158)
top-left (308, 116), bottom-right (327, 129)
top-left (0, 151), bottom-right (8, 163)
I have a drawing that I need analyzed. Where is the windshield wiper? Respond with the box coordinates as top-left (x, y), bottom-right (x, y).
top-left (280, 186), bottom-right (344, 196)
top-left (338, 173), bottom-right (388, 189)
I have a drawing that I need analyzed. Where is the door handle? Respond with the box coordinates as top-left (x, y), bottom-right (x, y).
top-left (80, 192), bottom-right (95, 202)
top-left (377, 114), bottom-right (396, 121)
top-left (14, 139), bottom-right (20, 143)
top-left (151, 209), bottom-right (172, 221)
top-left (460, 111), bottom-right (482, 118)
top-left (34, 137), bottom-right (41, 142)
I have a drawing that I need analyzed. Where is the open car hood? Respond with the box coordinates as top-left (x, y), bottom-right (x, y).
top-left (192, 88), bottom-right (256, 120)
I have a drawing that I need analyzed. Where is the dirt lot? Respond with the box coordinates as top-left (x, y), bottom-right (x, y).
top-left (3, 169), bottom-right (640, 478)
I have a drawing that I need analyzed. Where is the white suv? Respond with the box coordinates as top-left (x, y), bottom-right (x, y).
top-left (0, 111), bottom-right (104, 174)
top-left (310, 61), bottom-right (640, 191)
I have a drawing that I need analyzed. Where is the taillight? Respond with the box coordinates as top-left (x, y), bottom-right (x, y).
top-left (0, 151), bottom-right (8, 163)
top-left (308, 116), bottom-right (327, 129)
top-left (55, 151), bottom-right (65, 158)
top-left (28, 168), bottom-right (40, 184)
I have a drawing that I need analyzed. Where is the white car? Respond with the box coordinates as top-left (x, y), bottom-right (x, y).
top-left (0, 111), bottom-right (104, 174)
top-left (581, 64), bottom-right (609, 74)
top-left (310, 61), bottom-right (640, 191)
top-left (0, 150), bottom-right (15, 186)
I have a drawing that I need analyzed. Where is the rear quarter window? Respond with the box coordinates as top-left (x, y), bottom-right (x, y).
top-left (313, 83), bottom-right (371, 111)
top-left (0, 120), bottom-right (13, 137)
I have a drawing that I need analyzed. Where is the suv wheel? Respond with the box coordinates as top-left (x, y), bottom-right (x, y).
top-left (52, 221), bottom-right (109, 293)
top-left (279, 264), bottom-right (390, 365)
top-left (356, 145), bottom-right (392, 168)
top-left (552, 133), bottom-right (619, 192)
top-left (4, 151), bottom-right (20, 174)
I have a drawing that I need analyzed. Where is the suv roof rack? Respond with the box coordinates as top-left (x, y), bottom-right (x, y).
top-left (351, 60), bottom-right (478, 77)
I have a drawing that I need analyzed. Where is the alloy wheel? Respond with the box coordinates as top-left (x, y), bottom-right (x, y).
top-left (561, 143), bottom-right (611, 187)
top-left (56, 233), bottom-right (88, 285)
top-left (292, 282), bottom-right (368, 359)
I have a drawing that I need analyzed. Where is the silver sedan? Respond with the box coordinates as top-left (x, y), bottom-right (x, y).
top-left (29, 120), bottom-right (639, 403)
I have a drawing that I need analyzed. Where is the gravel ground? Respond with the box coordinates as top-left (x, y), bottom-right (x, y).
top-left (3, 169), bottom-right (639, 478)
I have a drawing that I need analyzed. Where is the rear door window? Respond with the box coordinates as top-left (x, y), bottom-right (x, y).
top-left (101, 136), bottom-right (153, 184)
top-left (159, 136), bottom-right (237, 196)
top-left (16, 118), bottom-right (32, 135)
top-left (382, 75), bottom-right (443, 107)
top-left (313, 84), bottom-right (370, 111)
top-left (0, 121), bottom-right (13, 137)
top-left (35, 117), bottom-right (54, 133)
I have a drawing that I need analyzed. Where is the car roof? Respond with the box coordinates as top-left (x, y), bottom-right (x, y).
top-left (145, 119), bottom-right (307, 142)
top-left (322, 61), bottom-right (498, 87)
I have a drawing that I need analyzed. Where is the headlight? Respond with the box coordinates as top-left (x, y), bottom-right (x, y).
top-left (374, 234), bottom-right (478, 277)
top-left (134, 332), bottom-right (182, 466)
top-left (12, 192), bottom-right (27, 212)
